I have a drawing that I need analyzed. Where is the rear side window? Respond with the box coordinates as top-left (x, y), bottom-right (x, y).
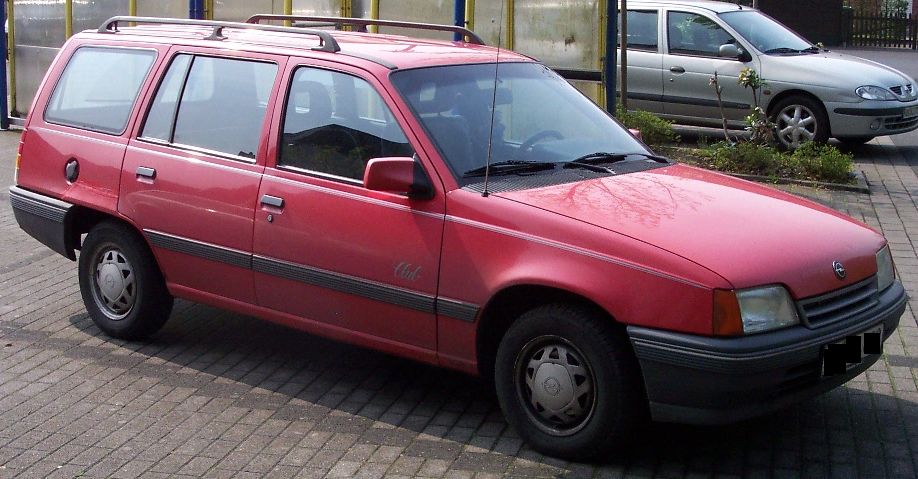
top-left (619, 11), bottom-right (659, 51)
top-left (44, 47), bottom-right (156, 134)
top-left (141, 55), bottom-right (277, 160)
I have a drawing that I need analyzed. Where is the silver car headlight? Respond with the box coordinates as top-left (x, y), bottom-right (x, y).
top-left (876, 245), bottom-right (895, 292)
top-left (856, 85), bottom-right (897, 101)
top-left (736, 286), bottom-right (800, 334)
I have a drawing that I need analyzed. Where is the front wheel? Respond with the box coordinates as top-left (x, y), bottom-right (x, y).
top-left (494, 303), bottom-right (646, 461)
top-left (78, 221), bottom-right (173, 340)
top-left (771, 95), bottom-right (830, 150)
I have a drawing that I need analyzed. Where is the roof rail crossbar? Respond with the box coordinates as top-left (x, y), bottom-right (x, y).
top-left (97, 16), bottom-right (341, 52)
top-left (245, 14), bottom-right (486, 45)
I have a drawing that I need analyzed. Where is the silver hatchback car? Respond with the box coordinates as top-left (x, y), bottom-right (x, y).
top-left (621, 0), bottom-right (918, 148)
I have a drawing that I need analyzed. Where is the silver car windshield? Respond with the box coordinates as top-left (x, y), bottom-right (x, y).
top-left (719, 11), bottom-right (813, 54)
top-left (390, 62), bottom-right (648, 180)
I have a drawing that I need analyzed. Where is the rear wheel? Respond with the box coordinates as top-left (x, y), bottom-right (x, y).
top-left (494, 303), bottom-right (646, 461)
top-left (771, 95), bottom-right (829, 150)
top-left (78, 221), bottom-right (173, 340)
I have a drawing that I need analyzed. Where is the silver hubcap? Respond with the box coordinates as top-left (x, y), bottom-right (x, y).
top-left (515, 336), bottom-right (596, 436)
top-left (776, 104), bottom-right (817, 148)
top-left (92, 248), bottom-right (136, 320)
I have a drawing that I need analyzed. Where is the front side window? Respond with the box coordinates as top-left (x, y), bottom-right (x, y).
top-left (140, 54), bottom-right (277, 159)
top-left (45, 47), bottom-right (156, 134)
top-left (668, 12), bottom-right (737, 57)
top-left (619, 10), bottom-right (659, 51)
top-left (279, 67), bottom-right (414, 182)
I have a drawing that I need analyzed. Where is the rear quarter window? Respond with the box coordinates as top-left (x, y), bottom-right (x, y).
top-left (44, 46), bottom-right (157, 135)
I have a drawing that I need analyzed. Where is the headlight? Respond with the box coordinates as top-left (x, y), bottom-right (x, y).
top-left (876, 245), bottom-right (895, 292)
top-left (736, 286), bottom-right (800, 334)
top-left (714, 286), bottom-right (799, 335)
top-left (856, 85), bottom-right (896, 101)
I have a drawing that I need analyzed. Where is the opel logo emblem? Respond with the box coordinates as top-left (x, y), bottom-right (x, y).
top-left (833, 261), bottom-right (846, 280)
top-left (542, 377), bottom-right (562, 397)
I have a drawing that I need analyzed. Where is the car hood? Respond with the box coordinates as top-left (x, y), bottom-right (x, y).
top-left (495, 164), bottom-right (885, 298)
top-left (762, 51), bottom-right (915, 92)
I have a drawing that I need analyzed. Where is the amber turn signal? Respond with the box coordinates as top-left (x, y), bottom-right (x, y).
top-left (712, 289), bottom-right (744, 336)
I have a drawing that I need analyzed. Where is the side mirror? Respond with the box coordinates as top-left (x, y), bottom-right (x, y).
top-left (718, 43), bottom-right (740, 59)
top-left (363, 157), bottom-right (434, 200)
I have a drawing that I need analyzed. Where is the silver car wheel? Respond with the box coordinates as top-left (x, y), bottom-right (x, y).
top-left (515, 335), bottom-right (596, 437)
top-left (776, 104), bottom-right (818, 148)
top-left (91, 248), bottom-right (136, 320)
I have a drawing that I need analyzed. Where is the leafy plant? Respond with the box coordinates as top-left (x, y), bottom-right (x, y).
top-left (698, 141), bottom-right (854, 183)
top-left (737, 68), bottom-right (774, 144)
top-left (791, 142), bottom-right (855, 184)
top-left (615, 107), bottom-right (678, 146)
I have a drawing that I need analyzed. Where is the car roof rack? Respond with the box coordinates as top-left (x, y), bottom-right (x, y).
top-left (97, 16), bottom-right (341, 52)
top-left (245, 14), bottom-right (486, 45)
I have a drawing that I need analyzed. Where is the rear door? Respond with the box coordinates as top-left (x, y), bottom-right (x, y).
top-left (662, 10), bottom-right (751, 125)
top-left (119, 48), bottom-right (285, 303)
top-left (620, 9), bottom-right (664, 113)
top-left (252, 60), bottom-right (445, 354)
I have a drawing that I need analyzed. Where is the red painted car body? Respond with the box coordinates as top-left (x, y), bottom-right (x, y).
top-left (10, 17), bottom-right (906, 459)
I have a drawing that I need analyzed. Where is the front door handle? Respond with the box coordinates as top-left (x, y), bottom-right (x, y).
top-left (260, 195), bottom-right (285, 209)
top-left (669, 66), bottom-right (686, 74)
top-left (136, 166), bottom-right (156, 179)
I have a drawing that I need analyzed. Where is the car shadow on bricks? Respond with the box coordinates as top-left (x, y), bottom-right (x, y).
top-left (41, 302), bottom-right (915, 475)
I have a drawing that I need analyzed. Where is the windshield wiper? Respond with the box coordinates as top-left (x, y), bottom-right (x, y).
top-left (568, 152), bottom-right (670, 166)
top-left (462, 160), bottom-right (555, 178)
top-left (801, 46), bottom-right (821, 53)
top-left (763, 47), bottom-right (804, 54)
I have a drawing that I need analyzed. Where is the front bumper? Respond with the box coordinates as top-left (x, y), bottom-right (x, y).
top-left (627, 281), bottom-right (906, 425)
top-left (827, 100), bottom-right (918, 137)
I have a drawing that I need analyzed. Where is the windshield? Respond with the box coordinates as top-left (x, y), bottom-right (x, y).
top-left (390, 62), bottom-right (648, 181)
top-left (719, 11), bottom-right (813, 53)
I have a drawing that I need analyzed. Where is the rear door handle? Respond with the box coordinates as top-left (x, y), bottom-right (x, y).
top-left (136, 166), bottom-right (156, 179)
top-left (260, 195), bottom-right (285, 208)
top-left (669, 66), bottom-right (686, 74)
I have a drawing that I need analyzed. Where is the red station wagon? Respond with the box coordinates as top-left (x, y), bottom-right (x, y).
top-left (10, 15), bottom-right (906, 460)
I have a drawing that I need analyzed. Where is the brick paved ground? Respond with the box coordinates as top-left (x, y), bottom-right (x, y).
top-left (1, 129), bottom-right (917, 478)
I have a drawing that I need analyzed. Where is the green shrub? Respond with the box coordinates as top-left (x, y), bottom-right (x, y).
top-left (699, 141), bottom-right (854, 184)
top-left (615, 107), bottom-right (677, 146)
top-left (702, 141), bottom-right (781, 177)
top-left (791, 142), bottom-right (854, 184)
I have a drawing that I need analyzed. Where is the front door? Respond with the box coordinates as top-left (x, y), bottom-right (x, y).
top-left (662, 10), bottom-right (753, 126)
top-left (252, 61), bottom-right (445, 352)
top-left (120, 49), bottom-right (284, 303)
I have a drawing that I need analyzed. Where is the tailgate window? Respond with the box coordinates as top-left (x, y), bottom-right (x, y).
top-left (44, 47), bottom-right (156, 135)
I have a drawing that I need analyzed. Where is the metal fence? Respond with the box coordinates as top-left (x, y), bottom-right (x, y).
top-left (844, 10), bottom-right (918, 49)
top-left (5, 0), bottom-right (614, 120)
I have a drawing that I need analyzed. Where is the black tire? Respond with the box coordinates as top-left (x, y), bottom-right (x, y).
top-left (78, 221), bottom-right (173, 340)
top-left (770, 95), bottom-right (830, 150)
top-left (494, 303), bottom-right (646, 461)
top-left (837, 135), bottom-right (875, 146)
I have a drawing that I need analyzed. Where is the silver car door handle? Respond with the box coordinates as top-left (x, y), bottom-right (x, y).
top-left (136, 166), bottom-right (156, 179)
top-left (669, 66), bottom-right (686, 74)
top-left (260, 195), bottom-right (285, 209)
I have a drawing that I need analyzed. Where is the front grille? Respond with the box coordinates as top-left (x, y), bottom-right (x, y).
top-left (885, 116), bottom-right (918, 131)
top-left (890, 84), bottom-right (914, 99)
top-left (799, 276), bottom-right (878, 328)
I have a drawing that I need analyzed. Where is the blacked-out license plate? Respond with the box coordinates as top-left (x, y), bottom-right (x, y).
top-left (822, 326), bottom-right (883, 376)
top-left (903, 106), bottom-right (918, 119)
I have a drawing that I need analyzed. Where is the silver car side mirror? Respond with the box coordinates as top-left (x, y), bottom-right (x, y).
top-left (718, 43), bottom-right (740, 59)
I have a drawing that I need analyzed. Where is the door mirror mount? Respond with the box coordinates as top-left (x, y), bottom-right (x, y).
top-left (718, 43), bottom-right (740, 59)
top-left (363, 157), bottom-right (434, 200)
